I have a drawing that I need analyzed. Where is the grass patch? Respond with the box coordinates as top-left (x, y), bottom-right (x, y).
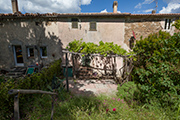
top-left (20, 82), bottom-right (180, 120)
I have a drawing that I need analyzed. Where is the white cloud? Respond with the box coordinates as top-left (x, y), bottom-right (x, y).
top-left (135, 3), bottom-right (142, 9)
top-left (135, 0), bottom-right (154, 9)
top-left (0, 0), bottom-right (12, 13)
top-left (163, 0), bottom-right (180, 4)
top-left (160, 0), bottom-right (180, 13)
top-left (100, 9), bottom-right (120, 13)
top-left (100, 9), bottom-right (108, 13)
top-left (81, 0), bottom-right (91, 5)
top-left (143, 9), bottom-right (154, 13)
top-left (0, 0), bottom-right (92, 13)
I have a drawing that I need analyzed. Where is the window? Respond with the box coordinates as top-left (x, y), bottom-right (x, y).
top-left (164, 19), bottom-right (171, 30)
top-left (40, 46), bottom-right (47, 58)
top-left (71, 18), bottom-right (78, 29)
top-left (27, 47), bottom-right (34, 58)
top-left (89, 21), bottom-right (96, 31)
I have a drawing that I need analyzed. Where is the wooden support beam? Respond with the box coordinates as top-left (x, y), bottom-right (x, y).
top-left (9, 89), bottom-right (57, 120)
top-left (8, 89), bottom-right (57, 95)
top-left (51, 95), bottom-right (55, 120)
top-left (113, 56), bottom-right (117, 80)
top-left (14, 93), bottom-right (20, 120)
top-left (62, 49), bottom-right (134, 57)
top-left (66, 53), bottom-right (69, 92)
top-left (72, 54), bottom-right (76, 79)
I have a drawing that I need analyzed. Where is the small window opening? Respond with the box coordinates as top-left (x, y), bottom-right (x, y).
top-left (40, 46), bottom-right (47, 58)
top-left (168, 19), bottom-right (171, 29)
top-left (27, 47), bottom-right (34, 58)
top-left (90, 22), bottom-right (96, 31)
top-left (71, 18), bottom-right (78, 29)
top-left (35, 22), bottom-right (42, 26)
top-left (164, 19), bottom-right (172, 30)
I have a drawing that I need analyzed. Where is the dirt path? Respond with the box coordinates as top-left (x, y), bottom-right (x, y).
top-left (67, 79), bottom-right (118, 96)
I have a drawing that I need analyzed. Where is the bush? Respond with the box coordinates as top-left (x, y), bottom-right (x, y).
top-left (132, 31), bottom-right (180, 109)
top-left (117, 81), bottom-right (137, 100)
top-left (0, 59), bottom-right (62, 120)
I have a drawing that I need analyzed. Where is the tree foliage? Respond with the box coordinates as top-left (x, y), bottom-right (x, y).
top-left (66, 39), bottom-right (127, 56)
top-left (172, 18), bottom-right (180, 30)
top-left (132, 30), bottom-right (180, 108)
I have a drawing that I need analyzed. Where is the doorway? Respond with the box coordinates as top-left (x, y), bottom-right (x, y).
top-left (13, 45), bottom-right (24, 66)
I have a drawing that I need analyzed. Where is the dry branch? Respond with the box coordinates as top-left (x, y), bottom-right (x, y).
top-left (8, 89), bottom-right (57, 95)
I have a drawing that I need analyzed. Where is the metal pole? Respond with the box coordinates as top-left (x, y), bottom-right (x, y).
top-left (14, 93), bottom-right (20, 120)
top-left (66, 53), bottom-right (69, 92)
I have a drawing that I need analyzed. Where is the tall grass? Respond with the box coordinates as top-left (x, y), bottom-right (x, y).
top-left (21, 82), bottom-right (179, 120)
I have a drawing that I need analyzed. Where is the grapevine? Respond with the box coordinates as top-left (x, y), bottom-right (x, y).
top-left (66, 39), bottom-right (127, 56)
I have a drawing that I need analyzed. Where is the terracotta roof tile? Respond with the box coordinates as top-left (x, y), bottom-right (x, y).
top-left (0, 12), bottom-right (180, 18)
top-left (131, 13), bottom-right (180, 16)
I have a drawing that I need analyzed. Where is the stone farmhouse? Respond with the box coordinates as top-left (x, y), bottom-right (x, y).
top-left (0, 0), bottom-right (180, 77)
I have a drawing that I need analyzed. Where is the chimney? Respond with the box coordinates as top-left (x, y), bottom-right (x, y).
top-left (11, 0), bottom-right (19, 13)
top-left (113, 1), bottom-right (118, 13)
top-left (152, 10), bottom-right (156, 14)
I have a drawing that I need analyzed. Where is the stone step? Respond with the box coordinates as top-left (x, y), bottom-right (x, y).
top-left (6, 74), bottom-right (22, 78)
top-left (7, 71), bottom-right (24, 75)
top-left (9, 67), bottom-right (27, 72)
top-left (5, 67), bottom-right (27, 78)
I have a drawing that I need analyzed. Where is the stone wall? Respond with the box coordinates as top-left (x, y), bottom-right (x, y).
top-left (124, 20), bottom-right (162, 47)
top-left (124, 18), bottom-right (178, 48)
top-left (1, 15), bottom-right (179, 72)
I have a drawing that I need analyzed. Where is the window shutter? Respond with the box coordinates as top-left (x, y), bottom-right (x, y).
top-left (168, 19), bottom-right (171, 29)
top-left (72, 22), bottom-right (78, 28)
top-left (90, 22), bottom-right (96, 31)
top-left (71, 18), bottom-right (78, 29)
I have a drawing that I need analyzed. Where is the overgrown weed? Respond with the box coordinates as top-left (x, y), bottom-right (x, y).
top-left (22, 82), bottom-right (180, 120)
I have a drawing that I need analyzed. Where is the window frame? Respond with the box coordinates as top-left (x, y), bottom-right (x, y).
top-left (40, 46), bottom-right (48, 58)
top-left (89, 21), bottom-right (97, 31)
top-left (71, 18), bottom-right (79, 29)
top-left (164, 19), bottom-right (172, 30)
top-left (26, 46), bottom-right (35, 58)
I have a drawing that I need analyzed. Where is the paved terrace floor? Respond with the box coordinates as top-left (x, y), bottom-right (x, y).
top-left (67, 79), bottom-right (118, 96)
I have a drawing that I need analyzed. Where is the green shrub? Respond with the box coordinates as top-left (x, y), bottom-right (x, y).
top-left (116, 81), bottom-right (137, 100)
top-left (132, 31), bottom-right (180, 109)
top-left (0, 59), bottom-right (62, 120)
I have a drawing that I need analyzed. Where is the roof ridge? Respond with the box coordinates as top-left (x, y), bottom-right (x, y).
top-left (0, 12), bottom-right (180, 17)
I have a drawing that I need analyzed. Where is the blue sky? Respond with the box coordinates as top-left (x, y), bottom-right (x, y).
top-left (81, 0), bottom-right (165, 13)
top-left (0, 0), bottom-right (180, 14)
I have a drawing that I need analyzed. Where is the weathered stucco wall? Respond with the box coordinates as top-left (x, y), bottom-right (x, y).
top-left (1, 16), bottom-right (179, 73)
top-left (0, 20), bottom-right (62, 70)
top-left (58, 18), bottom-right (129, 51)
